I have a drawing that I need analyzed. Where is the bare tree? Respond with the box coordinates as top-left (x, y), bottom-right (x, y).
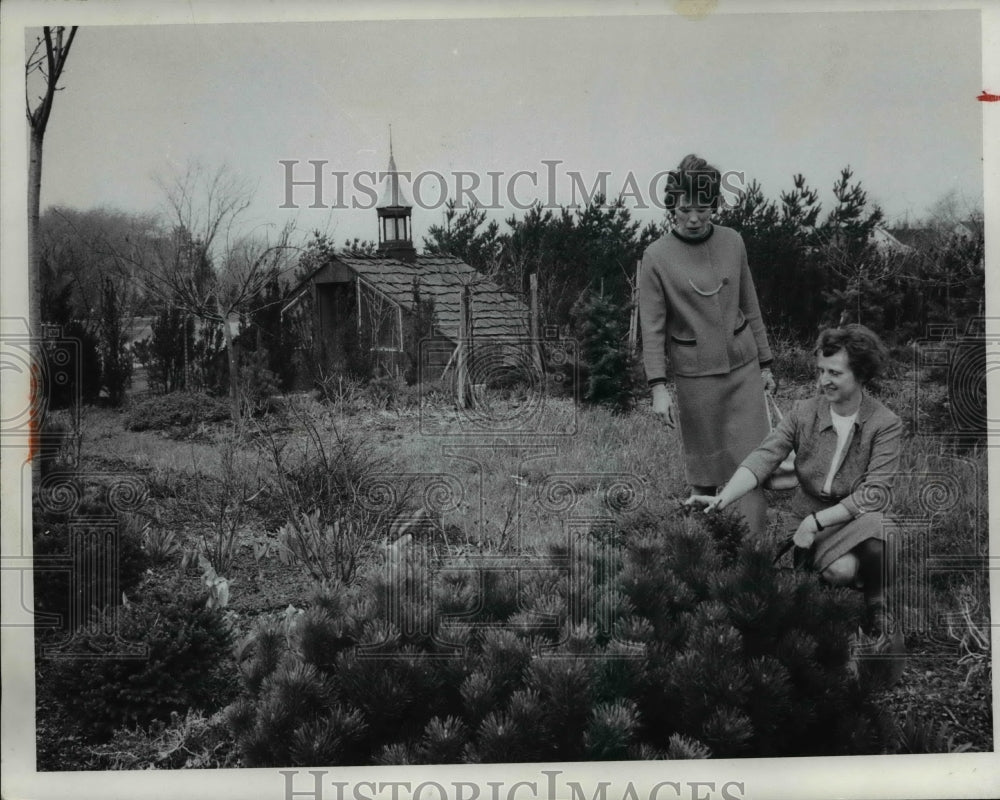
top-left (26, 26), bottom-right (77, 478)
top-left (124, 162), bottom-right (297, 419)
top-left (215, 225), bottom-right (297, 415)
top-left (41, 206), bottom-right (158, 323)
top-left (27, 26), bottom-right (78, 337)
top-left (925, 190), bottom-right (984, 240)
top-left (915, 192), bottom-right (986, 320)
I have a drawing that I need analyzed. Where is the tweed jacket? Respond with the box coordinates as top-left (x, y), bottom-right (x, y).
top-left (740, 392), bottom-right (903, 519)
top-left (638, 225), bottom-right (773, 381)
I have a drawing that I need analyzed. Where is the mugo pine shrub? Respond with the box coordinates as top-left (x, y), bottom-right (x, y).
top-left (225, 511), bottom-right (894, 765)
top-left (45, 580), bottom-right (237, 741)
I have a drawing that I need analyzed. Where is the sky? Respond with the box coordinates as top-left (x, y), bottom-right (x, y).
top-left (28, 7), bottom-right (985, 251)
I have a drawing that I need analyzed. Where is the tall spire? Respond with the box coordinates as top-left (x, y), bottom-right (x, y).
top-left (378, 124), bottom-right (410, 208)
top-left (386, 125), bottom-right (396, 176)
top-left (376, 126), bottom-right (416, 263)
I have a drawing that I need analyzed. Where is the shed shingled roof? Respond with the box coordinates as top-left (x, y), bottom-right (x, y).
top-left (304, 253), bottom-right (530, 342)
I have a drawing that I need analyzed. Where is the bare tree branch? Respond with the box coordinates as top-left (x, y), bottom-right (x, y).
top-left (116, 162), bottom-right (299, 418)
top-left (27, 26), bottom-right (77, 134)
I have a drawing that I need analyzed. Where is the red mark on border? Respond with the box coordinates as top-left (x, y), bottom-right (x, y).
top-left (977, 90), bottom-right (1000, 102)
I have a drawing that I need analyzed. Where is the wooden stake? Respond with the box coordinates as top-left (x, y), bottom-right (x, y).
top-left (529, 272), bottom-right (542, 375)
top-left (440, 344), bottom-right (457, 378)
top-left (628, 260), bottom-right (640, 354)
top-left (457, 285), bottom-right (472, 408)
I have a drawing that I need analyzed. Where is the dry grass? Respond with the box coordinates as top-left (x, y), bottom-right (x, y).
top-left (74, 374), bottom-right (988, 640)
top-left (349, 396), bottom-right (687, 553)
top-left (81, 408), bottom-right (226, 474)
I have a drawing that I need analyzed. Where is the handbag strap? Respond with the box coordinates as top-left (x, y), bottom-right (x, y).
top-left (764, 392), bottom-right (783, 431)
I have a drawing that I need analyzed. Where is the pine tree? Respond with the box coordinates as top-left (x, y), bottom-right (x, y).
top-left (243, 273), bottom-right (298, 392)
top-left (573, 290), bottom-right (639, 412)
top-left (98, 276), bottom-right (132, 406)
top-left (423, 199), bottom-right (503, 274)
top-left (141, 304), bottom-right (195, 393)
top-left (717, 173), bottom-right (824, 338)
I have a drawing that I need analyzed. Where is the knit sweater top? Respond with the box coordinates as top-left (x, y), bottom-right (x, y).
top-left (638, 224), bottom-right (773, 380)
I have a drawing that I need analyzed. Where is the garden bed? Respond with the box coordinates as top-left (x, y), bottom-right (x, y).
top-left (32, 375), bottom-right (992, 768)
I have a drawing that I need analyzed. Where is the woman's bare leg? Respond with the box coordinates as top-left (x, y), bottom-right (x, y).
top-left (820, 553), bottom-right (860, 586)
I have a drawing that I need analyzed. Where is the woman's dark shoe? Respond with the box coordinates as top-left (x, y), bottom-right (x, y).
top-left (865, 599), bottom-right (892, 636)
top-left (855, 599), bottom-right (907, 687)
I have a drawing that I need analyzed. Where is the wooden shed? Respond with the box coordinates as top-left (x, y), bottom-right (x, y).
top-left (288, 252), bottom-right (531, 382)
top-left (285, 142), bottom-right (531, 383)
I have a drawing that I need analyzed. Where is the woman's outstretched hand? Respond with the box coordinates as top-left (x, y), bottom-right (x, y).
top-left (651, 384), bottom-right (677, 429)
top-left (761, 367), bottom-right (777, 395)
top-left (793, 516), bottom-right (817, 548)
top-left (684, 494), bottom-right (722, 513)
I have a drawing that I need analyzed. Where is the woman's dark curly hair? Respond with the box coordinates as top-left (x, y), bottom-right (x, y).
top-left (663, 154), bottom-right (722, 211)
top-left (814, 324), bottom-right (889, 385)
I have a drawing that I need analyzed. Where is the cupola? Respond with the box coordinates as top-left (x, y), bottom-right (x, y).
top-left (376, 129), bottom-right (416, 264)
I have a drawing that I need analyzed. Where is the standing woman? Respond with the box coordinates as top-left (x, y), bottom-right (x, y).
top-left (639, 154), bottom-right (776, 537)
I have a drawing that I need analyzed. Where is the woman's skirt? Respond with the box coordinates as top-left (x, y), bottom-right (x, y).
top-left (785, 484), bottom-right (892, 572)
top-left (674, 359), bottom-right (769, 487)
top-left (793, 511), bottom-right (890, 573)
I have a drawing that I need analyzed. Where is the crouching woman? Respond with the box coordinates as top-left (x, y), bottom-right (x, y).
top-left (687, 324), bottom-right (903, 634)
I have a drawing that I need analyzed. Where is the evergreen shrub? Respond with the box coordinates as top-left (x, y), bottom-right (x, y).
top-left (242, 274), bottom-right (300, 393)
top-left (98, 276), bottom-right (133, 407)
top-left (225, 511), bottom-right (896, 765)
top-left (32, 486), bottom-right (149, 632)
top-left (236, 347), bottom-right (282, 415)
top-left (572, 292), bottom-right (640, 413)
top-left (135, 306), bottom-right (194, 394)
top-left (45, 581), bottom-right (237, 741)
top-left (124, 391), bottom-right (230, 432)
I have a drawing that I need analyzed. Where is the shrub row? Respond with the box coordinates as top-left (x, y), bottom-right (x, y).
top-left (225, 511), bottom-right (894, 765)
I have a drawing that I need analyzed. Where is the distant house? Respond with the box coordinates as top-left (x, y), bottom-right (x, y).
top-left (869, 226), bottom-right (913, 255)
top-left (809, 224), bottom-right (912, 257)
top-left (285, 147), bottom-right (530, 381)
top-left (127, 315), bottom-right (156, 349)
top-left (823, 221), bottom-right (981, 260)
top-left (887, 220), bottom-right (980, 251)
